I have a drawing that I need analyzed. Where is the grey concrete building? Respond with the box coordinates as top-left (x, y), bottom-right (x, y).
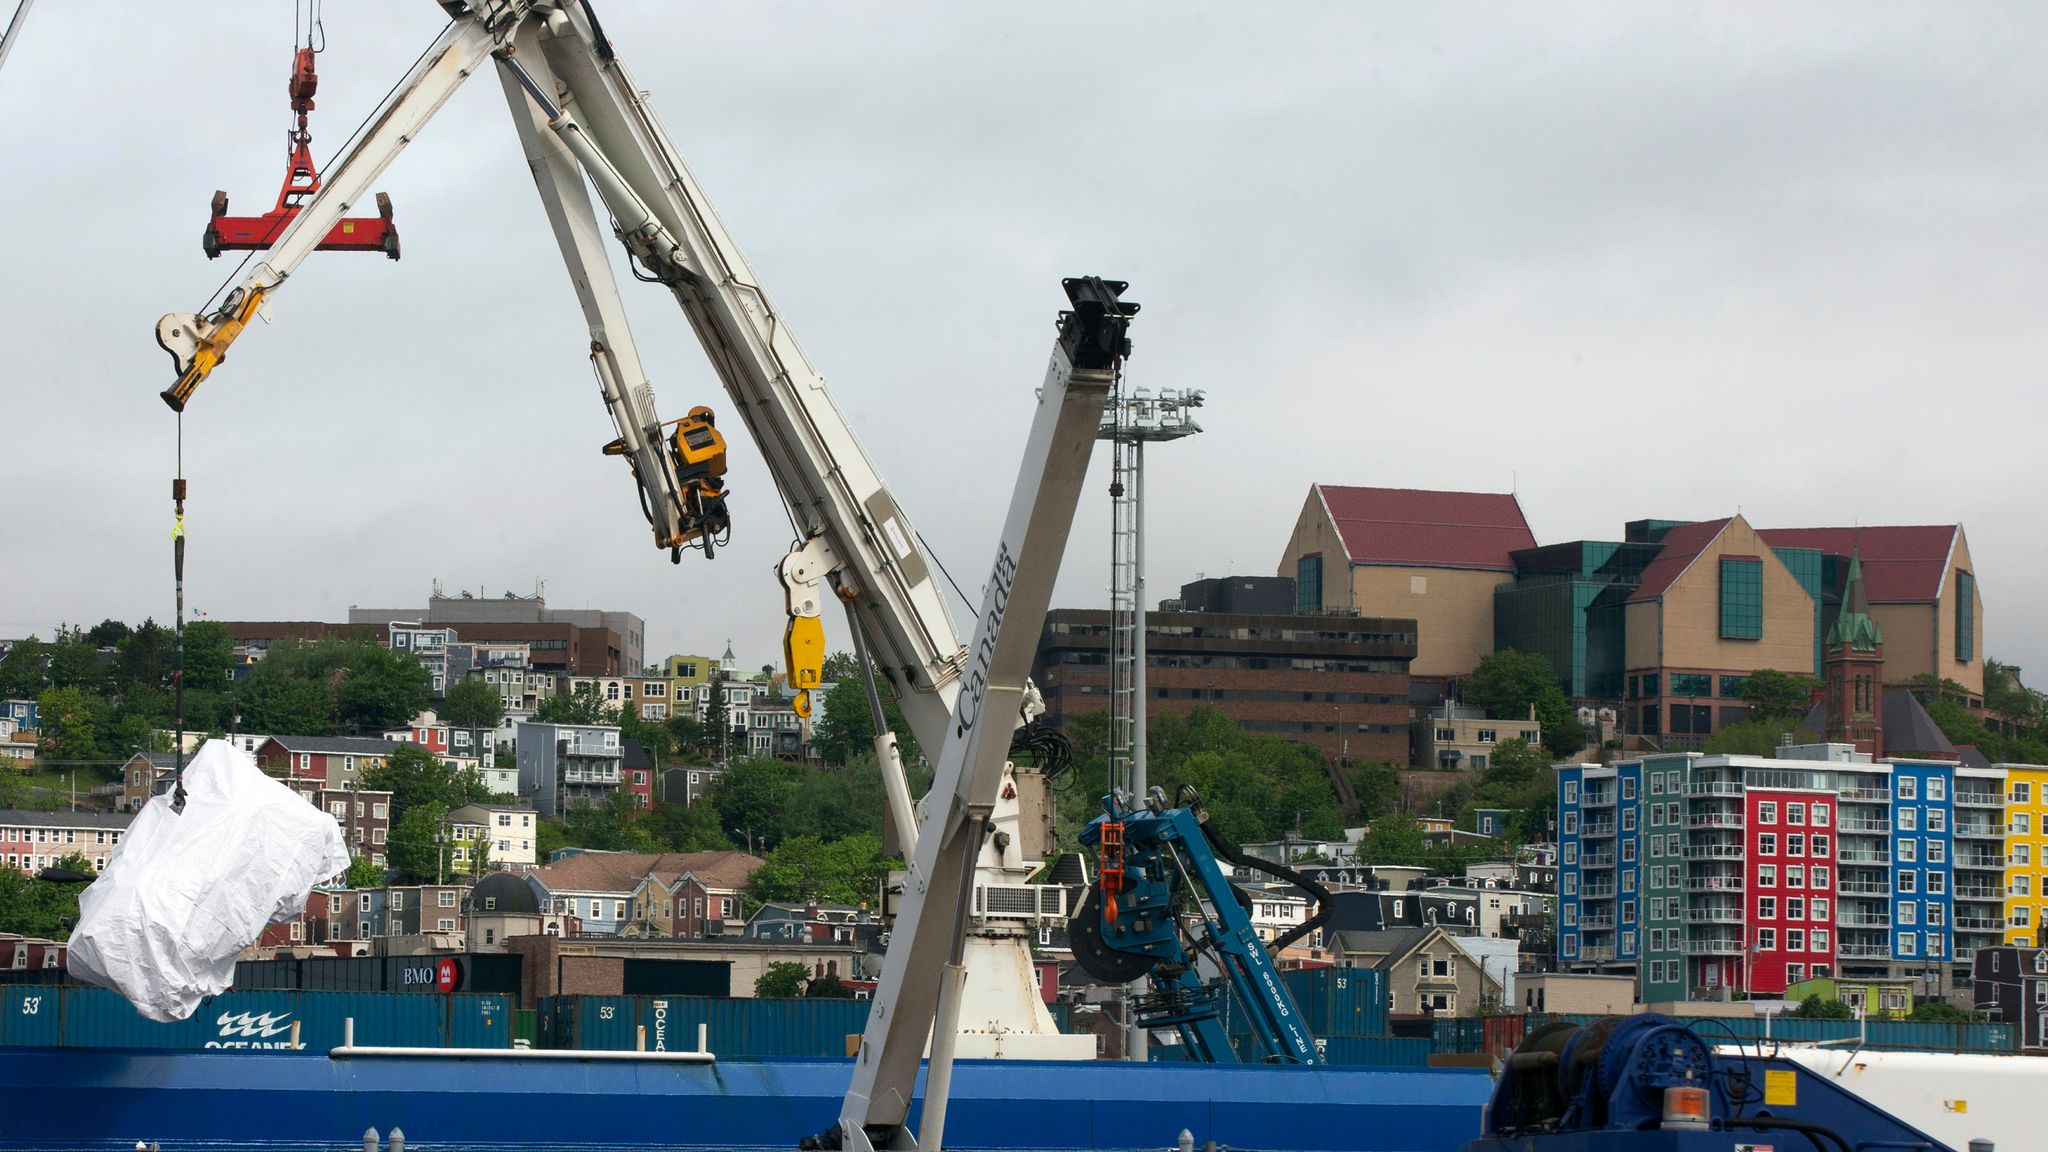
top-left (517, 721), bottom-right (624, 816)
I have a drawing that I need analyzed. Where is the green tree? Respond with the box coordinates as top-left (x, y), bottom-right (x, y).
top-left (711, 756), bottom-right (807, 847)
top-left (1704, 719), bottom-right (1821, 757)
top-left (819, 652), bottom-right (863, 683)
top-left (1739, 669), bottom-right (1821, 722)
top-left (1461, 649), bottom-right (1586, 758)
top-left (536, 818), bottom-right (570, 863)
top-left (805, 971), bottom-right (856, 998)
top-left (755, 961), bottom-right (810, 998)
top-left (387, 801), bottom-right (451, 883)
top-left (441, 676), bottom-right (506, 767)
top-left (182, 621), bottom-right (237, 694)
top-left (468, 830), bottom-right (493, 877)
top-left (560, 790), bottom-right (651, 852)
top-left (535, 682), bottom-right (612, 726)
top-left (0, 853), bottom-right (95, 938)
top-left (35, 686), bottom-right (105, 765)
top-left (1789, 993), bottom-right (1855, 1020)
top-left (360, 743), bottom-right (492, 824)
top-left (345, 856), bottom-right (387, 888)
top-left (701, 675), bottom-right (739, 763)
top-left (747, 833), bottom-right (895, 906)
top-left (811, 676), bottom-right (920, 767)
top-left (335, 644), bottom-right (431, 733)
top-left (665, 714), bottom-right (708, 761)
top-left (1349, 761), bottom-right (1402, 822)
top-left (0, 636), bottom-right (47, 699)
top-left (237, 664), bottom-right (337, 736)
top-left (641, 800), bottom-right (736, 852)
top-left (1357, 815), bottom-right (1430, 866)
top-left (86, 620), bottom-right (132, 648)
top-left (1906, 1000), bottom-right (1979, 1022)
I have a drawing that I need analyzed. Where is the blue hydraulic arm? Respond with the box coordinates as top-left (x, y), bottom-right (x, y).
top-left (1071, 791), bottom-right (1322, 1065)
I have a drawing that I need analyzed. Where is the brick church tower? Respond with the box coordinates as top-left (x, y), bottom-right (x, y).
top-left (1823, 550), bottom-right (1885, 757)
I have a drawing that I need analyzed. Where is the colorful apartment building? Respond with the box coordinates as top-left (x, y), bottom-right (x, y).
top-left (2001, 763), bottom-right (2048, 945)
top-left (1559, 747), bottom-right (2007, 1000)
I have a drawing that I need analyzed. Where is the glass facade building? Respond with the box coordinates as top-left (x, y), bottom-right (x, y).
top-left (1495, 541), bottom-right (1659, 700)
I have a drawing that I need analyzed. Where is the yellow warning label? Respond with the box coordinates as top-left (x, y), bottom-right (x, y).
top-left (1945, 1099), bottom-right (1967, 1113)
top-left (1764, 1068), bottom-right (1798, 1107)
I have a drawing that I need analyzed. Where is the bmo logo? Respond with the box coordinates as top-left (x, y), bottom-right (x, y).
top-left (398, 958), bottom-right (461, 992)
top-left (436, 957), bottom-right (460, 993)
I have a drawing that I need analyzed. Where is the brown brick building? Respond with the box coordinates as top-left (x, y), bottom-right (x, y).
top-left (1032, 605), bottom-right (1417, 766)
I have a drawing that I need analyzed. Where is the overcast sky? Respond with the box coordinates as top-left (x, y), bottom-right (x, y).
top-left (5, 3), bottom-right (2047, 680)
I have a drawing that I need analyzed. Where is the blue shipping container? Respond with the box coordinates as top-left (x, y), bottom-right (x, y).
top-left (1, 987), bottom-right (60, 1047)
top-left (46, 988), bottom-right (500, 1051)
top-left (540, 996), bottom-right (1066, 1058)
top-left (1281, 968), bottom-right (1389, 1036)
top-left (1530, 1012), bottom-right (2016, 1054)
top-left (1317, 1035), bottom-right (1431, 1068)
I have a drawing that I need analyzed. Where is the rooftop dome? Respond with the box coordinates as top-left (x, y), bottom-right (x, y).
top-left (469, 871), bottom-right (540, 916)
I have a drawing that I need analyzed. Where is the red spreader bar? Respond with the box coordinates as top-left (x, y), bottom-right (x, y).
top-left (204, 46), bottom-right (398, 260)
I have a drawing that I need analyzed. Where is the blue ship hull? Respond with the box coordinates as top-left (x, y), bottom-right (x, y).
top-left (0, 1049), bottom-right (1489, 1152)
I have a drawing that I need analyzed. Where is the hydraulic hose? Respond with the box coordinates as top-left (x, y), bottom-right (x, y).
top-left (1195, 816), bottom-right (1333, 952)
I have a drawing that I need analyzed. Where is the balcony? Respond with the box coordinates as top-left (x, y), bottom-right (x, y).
top-left (1955, 884), bottom-right (2001, 900)
top-left (1683, 906), bottom-right (1744, 925)
top-left (1581, 884), bottom-right (1616, 900)
top-left (1582, 791), bottom-right (1617, 809)
top-left (1578, 945), bottom-right (1616, 962)
top-left (1836, 911), bottom-right (1891, 928)
top-left (1838, 786), bottom-right (1891, 803)
top-left (1955, 823), bottom-right (2003, 840)
top-left (1955, 791), bottom-right (2004, 809)
top-left (1580, 914), bottom-right (1615, 931)
top-left (1685, 782), bottom-right (1744, 797)
top-left (1838, 879), bottom-right (1891, 895)
top-left (1836, 848), bottom-right (1892, 864)
top-left (1681, 937), bottom-right (1744, 956)
top-left (1581, 821), bottom-right (1616, 839)
top-left (1954, 915), bottom-right (2004, 932)
top-left (1582, 852), bottom-right (1616, 869)
top-left (1836, 818), bottom-right (1892, 834)
top-left (1682, 843), bottom-right (1747, 861)
top-left (1682, 875), bottom-right (1745, 893)
top-left (1686, 812), bottom-right (1745, 830)
top-left (1839, 942), bottom-right (1892, 960)
top-left (1956, 852), bottom-right (2005, 871)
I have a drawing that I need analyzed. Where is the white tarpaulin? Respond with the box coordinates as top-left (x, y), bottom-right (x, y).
top-left (66, 739), bottom-right (349, 1022)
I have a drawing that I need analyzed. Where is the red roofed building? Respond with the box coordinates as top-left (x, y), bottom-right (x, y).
top-left (1281, 485), bottom-right (1535, 679)
top-left (1756, 524), bottom-right (1982, 702)
top-left (1621, 514), bottom-right (1819, 746)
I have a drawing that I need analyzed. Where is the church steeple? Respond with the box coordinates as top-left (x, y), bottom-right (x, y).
top-left (1823, 549), bottom-right (1885, 757)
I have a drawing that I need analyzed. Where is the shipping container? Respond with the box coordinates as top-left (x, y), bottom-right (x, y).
top-left (1, 987), bottom-right (60, 1047)
top-left (1317, 1034), bottom-right (1431, 1068)
top-left (44, 987), bottom-right (504, 1051)
top-left (1481, 1013), bottom-right (1526, 1057)
top-left (654, 996), bottom-right (872, 1057)
top-left (512, 1008), bottom-right (538, 1047)
top-left (539, 995), bottom-right (644, 1051)
top-left (1280, 967), bottom-right (1388, 1036)
top-left (1430, 1017), bottom-right (1485, 1055)
top-left (1525, 1013), bottom-right (2017, 1055)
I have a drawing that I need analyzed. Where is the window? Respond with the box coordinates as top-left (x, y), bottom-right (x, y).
top-left (1810, 929), bottom-right (1829, 953)
top-left (1788, 803), bottom-right (1806, 825)
top-left (2015, 845), bottom-right (2033, 867)
top-left (438, 890), bottom-right (456, 908)
top-left (1759, 802), bottom-right (1779, 824)
top-left (1670, 673), bottom-right (1712, 697)
top-left (1898, 808), bottom-right (1916, 831)
top-left (1812, 898), bottom-right (1829, 922)
top-left (1787, 929), bottom-right (1806, 951)
top-left (1927, 904), bottom-right (1945, 927)
top-left (1623, 810), bottom-right (1637, 832)
top-left (1788, 835), bottom-right (1805, 857)
top-left (1719, 558), bottom-right (1764, 639)
top-left (1296, 555), bottom-right (1323, 613)
top-left (1563, 874), bottom-right (1578, 895)
top-left (1564, 782), bottom-right (1578, 804)
top-left (1926, 871), bottom-right (1944, 894)
top-left (2014, 782), bottom-right (2033, 805)
top-left (1759, 865), bottom-right (1777, 887)
top-left (1757, 928), bottom-right (1777, 951)
top-left (1623, 870), bottom-right (1637, 892)
top-left (1899, 840), bottom-right (1916, 863)
top-left (1899, 777), bottom-right (1917, 800)
top-left (1926, 935), bottom-right (1944, 958)
top-left (1813, 803), bottom-right (1830, 827)
top-left (1956, 570), bottom-right (1975, 661)
top-left (1811, 834), bottom-right (1830, 858)
top-left (1927, 840), bottom-right (1945, 864)
top-left (1623, 900), bottom-right (1636, 924)
top-left (391, 892), bottom-right (404, 910)
top-left (1898, 933), bottom-right (1917, 956)
top-left (1622, 778), bottom-right (1637, 800)
top-left (1563, 813), bottom-right (1579, 835)
top-left (1787, 865), bottom-right (1805, 888)
top-left (2014, 813), bottom-right (2033, 836)
top-left (1898, 870), bottom-right (1917, 893)
top-left (1928, 777), bottom-right (1946, 802)
top-left (1927, 809), bottom-right (1945, 832)
top-left (2015, 907), bottom-right (2033, 926)
top-left (437, 918), bottom-right (456, 932)
top-left (1651, 774), bottom-right (1665, 796)
top-left (1563, 843), bottom-right (1577, 864)
top-left (1787, 897), bottom-right (1805, 920)
top-left (1758, 897), bottom-right (1777, 919)
top-left (1787, 963), bottom-right (1806, 984)
top-left (1760, 834), bottom-right (1778, 854)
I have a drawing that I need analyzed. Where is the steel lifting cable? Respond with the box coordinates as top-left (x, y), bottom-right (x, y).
top-left (170, 414), bottom-right (188, 813)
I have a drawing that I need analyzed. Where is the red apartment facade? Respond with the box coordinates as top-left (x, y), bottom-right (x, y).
top-left (1739, 788), bottom-right (1838, 995)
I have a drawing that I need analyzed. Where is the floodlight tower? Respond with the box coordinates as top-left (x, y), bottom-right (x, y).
top-left (1098, 387), bottom-right (1204, 804)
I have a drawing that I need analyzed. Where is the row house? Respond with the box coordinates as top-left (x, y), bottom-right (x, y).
top-left (566, 675), bottom-right (676, 723)
top-left (743, 902), bottom-right (875, 945)
top-left (621, 850), bottom-right (764, 938)
top-left (256, 735), bottom-right (403, 791)
top-left (0, 718), bottom-right (29, 764)
top-left (0, 810), bottom-right (130, 873)
top-left (307, 788), bottom-right (393, 867)
top-left (447, 802), bottom-right (538, 868)
top-left (1, 699), bottom-right (37, 731)
top-left (384, 711), bottom-right (486, 764)
top-left (384, 883), bottom-right (472, 937)
top-left (622, 740), bottom-right (657, 809)
top-left (285, 884), bottom-right (467, 946)
top-left (387, 622), bottom-right (463, 696)
top-left (119, 751), bottom-right (179, 812)
top-left (515, 722), bottom-right (623, 817)
top-left (2, 933), bottom-right (66, 972)
top-left (659, 764), bottom-right (725, 807)
top-left (525, 850), bottom-right (646, 935)
top-left (743, 694), bottom-right (810, 760)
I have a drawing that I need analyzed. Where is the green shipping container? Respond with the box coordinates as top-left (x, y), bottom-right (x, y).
top-left (1281, 967), bottom-right (1389, 1036)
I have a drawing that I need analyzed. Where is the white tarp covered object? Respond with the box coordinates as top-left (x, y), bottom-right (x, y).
top-left (67, 739), bottom-right (349, 1022)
